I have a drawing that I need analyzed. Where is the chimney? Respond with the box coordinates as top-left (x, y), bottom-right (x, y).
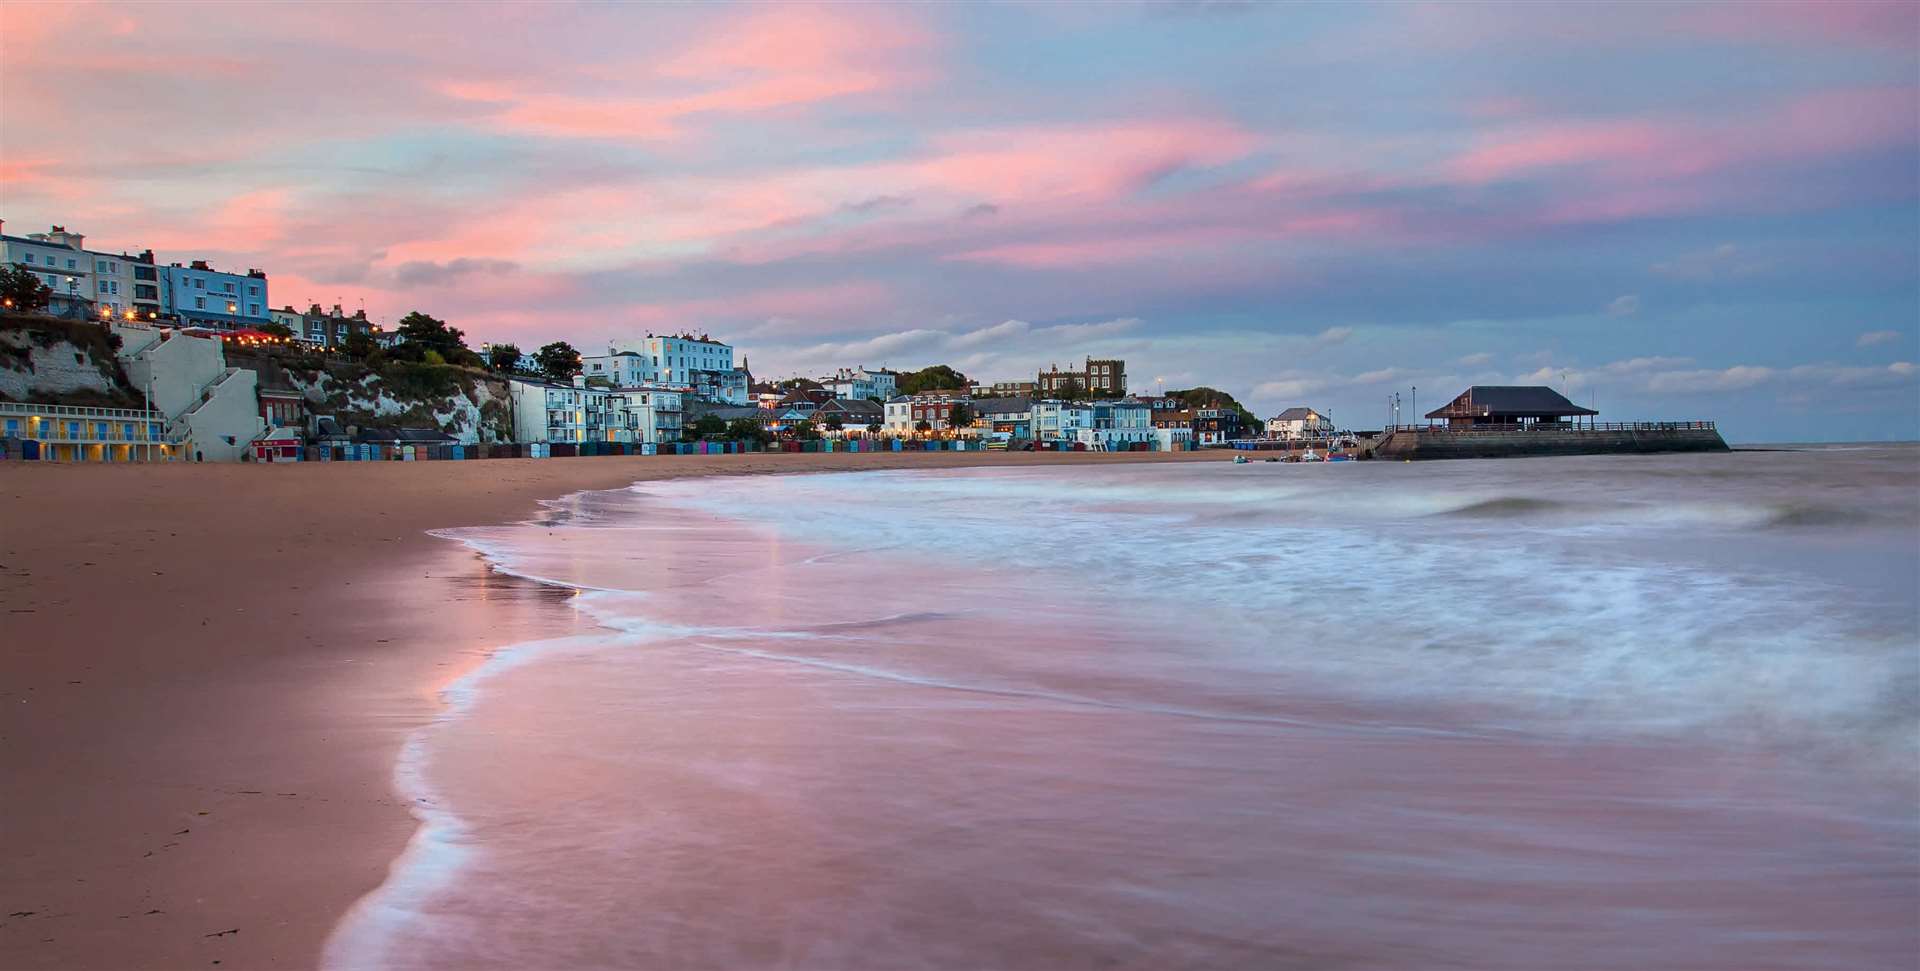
top-left (332, 303), bottom-right (343, 317)
top-left (137, 249), bottom-right (155, 264)
top-left (191, 260), bottom-right (210, 271)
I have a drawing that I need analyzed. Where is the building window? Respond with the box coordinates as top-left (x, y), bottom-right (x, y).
top-left (22, 254), bottom-right (32, 264)
top-left (65, 259), bottom-right (75, 269)
top-left (195, 297), bottom-right (206, 310)
top-left (194, 279), bottom-right (205, 289)
top-left (96, 260), bottom-right (107, 271)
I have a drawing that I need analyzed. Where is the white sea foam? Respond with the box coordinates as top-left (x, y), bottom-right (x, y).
top-left (327, 449), bottom-right (1920, 970)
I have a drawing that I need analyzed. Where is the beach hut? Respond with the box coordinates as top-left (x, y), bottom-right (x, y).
top-left (251, 427), bottom-right (303, 462)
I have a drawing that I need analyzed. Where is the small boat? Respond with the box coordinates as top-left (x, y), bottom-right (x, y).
top-left (1233, 454), bottom-right (1250, 464)
top-left (1300, 448), bottom-right (1321, 462)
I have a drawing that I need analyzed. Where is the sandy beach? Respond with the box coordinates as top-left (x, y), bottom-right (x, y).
top-left (0, 450), bottom-right (1218, 970)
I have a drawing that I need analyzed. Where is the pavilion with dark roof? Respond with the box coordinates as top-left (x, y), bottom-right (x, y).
top-left (1425, 386), bottom-right (1598, 428)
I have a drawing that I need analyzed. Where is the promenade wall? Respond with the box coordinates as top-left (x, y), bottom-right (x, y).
top-left (1373, 425), bottom-right (1728, 460)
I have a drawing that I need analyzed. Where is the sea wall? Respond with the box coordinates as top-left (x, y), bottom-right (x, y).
top-left (1373, 427), bottom-right (1729, 461)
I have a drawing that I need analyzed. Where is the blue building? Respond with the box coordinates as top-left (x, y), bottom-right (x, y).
top-left (161, 259), bottom-right (270, 329)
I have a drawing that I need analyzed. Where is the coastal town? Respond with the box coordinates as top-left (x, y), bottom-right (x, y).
top-left (0, 219), bottom-right (1725, 464)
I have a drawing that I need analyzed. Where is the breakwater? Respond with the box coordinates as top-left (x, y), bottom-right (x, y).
top-left (1372, 422), bottom-right (1728, 460)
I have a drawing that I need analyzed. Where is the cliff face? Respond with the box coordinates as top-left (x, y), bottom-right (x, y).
top-left (0, 316), bottom-right (141, 407)
top-left (228, 350), bottom-right (513, 444)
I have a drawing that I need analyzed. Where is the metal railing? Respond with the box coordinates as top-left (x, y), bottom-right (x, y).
top-left (1, 402), bottom-right (169, 445)
top-left (1386, 421), bottom-right (1716, 434)
top-left (0, 400), bottom-right (163, 422)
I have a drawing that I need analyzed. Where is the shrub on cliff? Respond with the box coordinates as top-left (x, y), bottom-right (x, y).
top-left (0, 265), bottom-right (52, 313)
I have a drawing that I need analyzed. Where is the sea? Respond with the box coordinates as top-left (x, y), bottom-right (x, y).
top-left (325, 446), bottom-right (1920, 970)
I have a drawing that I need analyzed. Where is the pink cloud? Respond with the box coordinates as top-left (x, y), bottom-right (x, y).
top-left (1449, 121), bottom-right (1673, 183)
top-left (1674, 0), bottom-right (1920, 49)
top-left (909, 120), bottom-right (1260, 202)
top-left (658, 4), bottom-right (928, 81)
top-left (449, 5), bottom-right (931, 140)
top-left (1447, 85), bottom-right (1917, 193)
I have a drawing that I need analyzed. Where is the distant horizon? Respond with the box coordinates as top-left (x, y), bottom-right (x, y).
top-left (3, 1), bottom-right (1915, 443)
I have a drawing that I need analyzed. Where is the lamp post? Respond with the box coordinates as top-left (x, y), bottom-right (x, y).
top-left (1411, 385), bottom-right (1417, 431)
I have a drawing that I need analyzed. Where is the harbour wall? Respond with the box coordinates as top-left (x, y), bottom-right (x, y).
top-left (1372, 426), bottom-right (1729, 461)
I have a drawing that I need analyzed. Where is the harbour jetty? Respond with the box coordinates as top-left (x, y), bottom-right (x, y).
top-left (1371, 386), bottom-right (1728, 460)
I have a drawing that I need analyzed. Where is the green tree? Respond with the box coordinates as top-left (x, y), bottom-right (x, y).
top-left (1055, 377), bottom-right (1087, 400)
top-left (823, 413), bottom-right (845, 434)
top-left (486, 342), bottom-right (523, 373)
top-left (866, 421), bottom-right (882, 437)
top-left (396, 311), bottom-right (468, 355)
top-left (790, 419), bottom-right (821, 441)
top-left (259, 321), bottom-right (295, 340)
top-left (535, 341), bottom-right (582, 382)
top-left (777, 377), bottom-right (822, 392)
top-left (688, 414), bottom-right (726, 439)
top-left (914, 419), bottom-right (932, 435)
top-left (0, 264), bottom-right (51, 313)
top-left (947, 402), bottom-right (975, 429)
top-left (725, 418), bottom-right (769, 445)
top-left (341, 330), bottom-right (378, 360)
top-left (898, 364), bottom-right (969, 395)
top-left (1167, 386), bottom-right (1259, 430)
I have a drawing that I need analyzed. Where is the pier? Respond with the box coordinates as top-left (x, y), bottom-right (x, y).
top-left (1370, 421), bottom-right (1728, 460)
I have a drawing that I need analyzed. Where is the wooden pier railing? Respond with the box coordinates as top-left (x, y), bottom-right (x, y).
top-left (1384, 421), bottom-right (1716, 434)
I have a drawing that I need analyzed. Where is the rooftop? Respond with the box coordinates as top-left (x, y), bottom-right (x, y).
top-left (1426, 386), bottom-right (1598, 420)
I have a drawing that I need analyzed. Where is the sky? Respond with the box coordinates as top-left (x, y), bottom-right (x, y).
top-left (2, 1), bottom-right (1916, 441)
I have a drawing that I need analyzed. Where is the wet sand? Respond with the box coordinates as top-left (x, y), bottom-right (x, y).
top-left (0, 450), bottom-right (1217, 970)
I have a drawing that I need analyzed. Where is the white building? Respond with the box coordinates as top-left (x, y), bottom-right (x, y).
top-left (1032, 400), bottom-right (1095, 442)
top-left (1267, 407), bottom-right (1334, 441)
top-left (582, 349), bottom-right (655, 388)
top-left (822, 366), bottom-right (897, 401)
top-left (112, 322), bottom-right (266, 461)
top-left (610, 386), bottom-right (684, 445)
top-left (1079, 399), bottom-right (1155, 449)
top-left (508, 378), bottom-right (614, 445)
top-left (2, 224), bottom-right (92, 316)
top-left (975, 397), bottom-right (1035, 440)
top-left (604, 333), bottom-right (748, 404)
top-left (884, 396), bottom-right (913, 431)
top-left (509, 376), bottom-right (685, 445)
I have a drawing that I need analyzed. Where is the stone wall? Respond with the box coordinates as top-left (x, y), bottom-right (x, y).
top-left (1373, 427), bottom-right (1729, 461)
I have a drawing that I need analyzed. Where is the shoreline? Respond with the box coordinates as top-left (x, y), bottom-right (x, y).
top-left (0, 449), bottom-right (1219, 969)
